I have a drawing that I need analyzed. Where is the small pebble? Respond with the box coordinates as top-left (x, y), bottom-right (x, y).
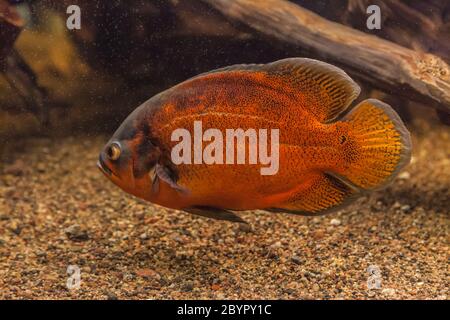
top-left (139, 233), bottom-right (148, 240)
top-left (64, 224), bottom-right (89, 241)
top-left (216, 293), bottom-right (225, 299)
top-left (105, 291), bottom-right (118, 300)
top-left (291, 255), bottom-right (304, 265)
top-left (381, 288), bottom-right (396, 296)
top-left (400, 205), bottom-right (411, 213)
top-left (270, 241), bottom-right (282, 250)
top-left (9, 221), bottom-right (22, 236)
top-left (181, 281), bottom-right (194, 292)
top-left (330, 218), bottom-right (341, 226)
top-left (237, 223), bottom-right (252, 233)
top-left (398, 171), bottom-right (411, 180)
top-left (35, 250), bottom-right (46, 257)
top-left (135, 269), bottom-right (160, 280)
top-left (36, 163), bottom-right (46, 173)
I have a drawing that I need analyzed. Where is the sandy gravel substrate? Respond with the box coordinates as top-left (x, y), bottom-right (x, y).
top-left (0, 119), bottom-right (448, 299)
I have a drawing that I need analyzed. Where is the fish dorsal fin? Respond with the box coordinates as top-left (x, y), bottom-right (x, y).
top-left (191, 58), bottom-right (361, 123)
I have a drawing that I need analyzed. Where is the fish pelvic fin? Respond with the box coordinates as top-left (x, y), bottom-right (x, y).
top-left (340, 99), bottom-right (412, 191)
top-left (266, 173), bottom-right (360, 215)
top-left (184, 206), bottom-right (247, 224)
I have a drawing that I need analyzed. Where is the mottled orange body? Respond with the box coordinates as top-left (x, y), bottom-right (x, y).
top-left (98, 58), bottom-right (411, 221)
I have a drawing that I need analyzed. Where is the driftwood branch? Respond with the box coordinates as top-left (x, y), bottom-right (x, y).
top-left (0, 0), bottom-right (23, 70)
top-left (0, 0), bottom-right (48, 125)
top-left (201, 0), bottom-right (450, 113)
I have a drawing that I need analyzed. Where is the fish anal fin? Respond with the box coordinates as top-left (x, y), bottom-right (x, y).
top-left (267, 173), bottom-right (360, 215)
top-left (191, 58), bottom-right (361, 123)
top-left (184, 206), bottom-right (247, 224)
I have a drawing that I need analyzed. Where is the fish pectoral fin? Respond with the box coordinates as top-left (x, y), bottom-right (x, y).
top-left (266, 173), bottom-right (360, 216)
top-left (149, 166), bottom-right (159, 194)
top-left (184, 206), bottom-right (247, 224)
top-left (155, 164), bottom-right (189, 194)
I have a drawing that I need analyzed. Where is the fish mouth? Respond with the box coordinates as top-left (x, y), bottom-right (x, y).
top-left (97, 156), bottom-right (113, 176)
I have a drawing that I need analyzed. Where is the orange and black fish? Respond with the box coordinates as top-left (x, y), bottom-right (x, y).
top-left (98, 58), bottom-right (411, 223)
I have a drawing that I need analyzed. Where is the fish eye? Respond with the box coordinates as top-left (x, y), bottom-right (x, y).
top-left (106, 142), bottom-right (121, 161)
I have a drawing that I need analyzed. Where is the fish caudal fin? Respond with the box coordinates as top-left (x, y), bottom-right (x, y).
top-left (341, 99), bottom-right (412, 191)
